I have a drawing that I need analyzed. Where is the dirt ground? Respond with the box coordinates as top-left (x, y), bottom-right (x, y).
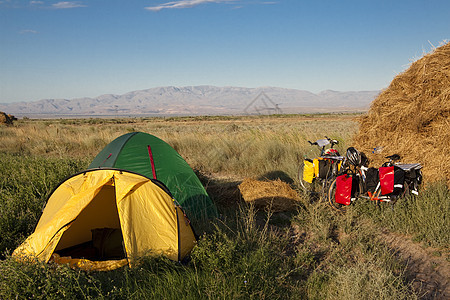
top-left (382, 231), bottom-right (449, 299)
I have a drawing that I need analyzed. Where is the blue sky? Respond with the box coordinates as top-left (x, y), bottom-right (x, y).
top-left (0, 0), bottom-right (449, 103)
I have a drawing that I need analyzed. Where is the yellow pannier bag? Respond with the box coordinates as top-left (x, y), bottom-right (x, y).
top-left (313, 158), bottom-right (322, 178)
top-left (303, 159), bottom-right (315, 183)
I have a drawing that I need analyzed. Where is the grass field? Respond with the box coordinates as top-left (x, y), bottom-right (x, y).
top-left (0, 115), bottom-right (448, 299)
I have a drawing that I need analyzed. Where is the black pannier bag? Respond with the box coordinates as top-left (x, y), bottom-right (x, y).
top-left (406, 168), bottom-right (422, 185)
top-left (317, 159), bottom-right (332, 179)
top-left (364, 167), bottom-right (379, 193)
top-left (398, 163), bottom-right (423, 195)
top-left (379, 166), bottom-right (405, 195)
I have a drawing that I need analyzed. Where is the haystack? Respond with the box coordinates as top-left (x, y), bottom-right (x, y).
top-left (238, 178), bottom-right (301, 212)
top-left (353, 42), bottom-right (450, 187)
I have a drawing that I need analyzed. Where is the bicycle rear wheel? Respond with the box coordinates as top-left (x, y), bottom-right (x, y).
top-left (298, 163), bottom-right (313, 193)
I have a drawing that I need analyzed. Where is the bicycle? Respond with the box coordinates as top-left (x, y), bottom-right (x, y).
top-left (327, 147), bottom-right (423, 212)
top-left (297, 137), bottom-right (345, 200)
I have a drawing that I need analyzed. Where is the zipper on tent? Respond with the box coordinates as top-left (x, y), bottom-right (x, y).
top-left (147, 145), bottom-right (157, 179)
top-left (36, 219), bottom-right (76, 258)
top-left (99, 153), bottom-right (112, 167)
top-left (175, 207), bottom-right (181, 262)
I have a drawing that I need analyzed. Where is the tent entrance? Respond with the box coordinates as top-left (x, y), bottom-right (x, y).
top-left (54, 184), bottom-right (126, 261)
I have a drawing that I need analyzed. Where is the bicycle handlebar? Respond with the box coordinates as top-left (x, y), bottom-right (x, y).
top-left (308, 137), bottom-right (339, 148)
top-left (324, 136), bottom-right (339, 146)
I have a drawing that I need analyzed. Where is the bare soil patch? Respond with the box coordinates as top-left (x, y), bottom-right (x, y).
top-left (382, 231), bottom-right (449, 299)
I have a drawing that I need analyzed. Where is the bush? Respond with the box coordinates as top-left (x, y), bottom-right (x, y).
top-left (0, 154), bottom-right (88, 255)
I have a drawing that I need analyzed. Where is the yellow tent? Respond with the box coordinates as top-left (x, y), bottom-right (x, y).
top-left (13, 169), bottom-right (196, 271)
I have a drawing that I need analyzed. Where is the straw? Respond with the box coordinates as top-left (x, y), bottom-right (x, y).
top-left (238, 178), bottom-right (301, 212)
top-left (353, 42), bottom-right (450, 187)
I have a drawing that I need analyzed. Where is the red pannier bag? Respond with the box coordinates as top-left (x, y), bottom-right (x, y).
top-left (335, 174), bottom-right (354, 205)
top-left (379, 166), bottom-right (405, 195)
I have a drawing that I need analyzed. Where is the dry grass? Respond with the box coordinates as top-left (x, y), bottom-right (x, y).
top-left (238, 178), bottom-right (302, 212)
top-left (353, 42), bottom-right (450, 187)
top-left (0, 115), bottom-right (357, 180)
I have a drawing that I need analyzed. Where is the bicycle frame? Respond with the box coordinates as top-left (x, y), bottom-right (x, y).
top-left (354, 166), bottom-right (388, 202)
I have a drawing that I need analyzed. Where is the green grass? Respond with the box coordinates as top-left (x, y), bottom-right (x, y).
top-left (0, 202), bottom-right (417, 299)
top-left (293, 201), bottom-right (417, 299)
top-left (0, 153), bottom-right (88, 256)
top-left (0, 115), bottom-right (447, 299)
top-left (1, 206), bottom-right (301, 299)
top-left (353, 182), bottom-right (450, 248)
top-left (0, 116), bottom-right (357, 179)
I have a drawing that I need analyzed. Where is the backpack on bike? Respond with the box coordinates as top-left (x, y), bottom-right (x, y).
top-left (335, 174), bottom-right (359, 205)
top-left (379, 166), bottom-right (405, 195)
top-left (302, 159), bottom-right (315, 183)
top-left (364, 167), bottom-right (379, 193)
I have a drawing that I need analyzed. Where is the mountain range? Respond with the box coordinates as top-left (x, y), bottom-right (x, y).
top-left (0, 86), bottom-right (380, 118)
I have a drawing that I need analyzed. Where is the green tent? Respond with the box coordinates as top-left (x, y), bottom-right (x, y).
top-left (89, 132), bottom-right (216, 224)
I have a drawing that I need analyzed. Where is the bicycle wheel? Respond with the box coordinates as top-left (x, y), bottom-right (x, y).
top-left (327, 178), bottom-right (347, 212)
top-left (320, 177), bottom-right (335, 202)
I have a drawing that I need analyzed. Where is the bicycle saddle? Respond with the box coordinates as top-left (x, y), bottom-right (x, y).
top-left (385, 154), bottom-right (401, 161)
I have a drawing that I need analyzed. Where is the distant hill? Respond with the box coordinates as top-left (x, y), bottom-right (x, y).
top-left (0, 86), bottom-right (380, 118)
